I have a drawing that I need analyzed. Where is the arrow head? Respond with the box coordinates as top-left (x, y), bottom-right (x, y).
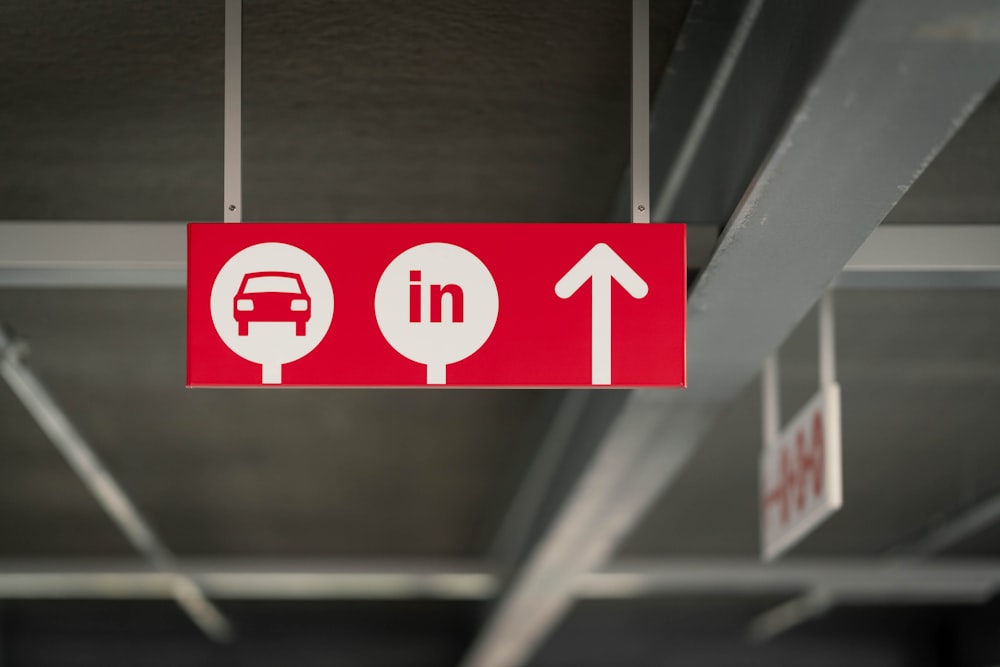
top-left (555, 243), bottom-right (649, 299)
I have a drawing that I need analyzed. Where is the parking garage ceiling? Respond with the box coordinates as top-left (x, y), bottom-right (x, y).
top-left (0, 0), bottom-right (685, 222)
top-left (2, 1), bottom-right (1000, 666)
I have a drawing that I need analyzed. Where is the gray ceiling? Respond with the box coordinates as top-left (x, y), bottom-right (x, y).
top-left (533, 598), bottom-right (948, 667)
top-left (0, 0), bottom-right (684, 223)
top-left (886, 80), bottom-right (1000, 225)
top-left (2, 599), bottom-right (479, 666)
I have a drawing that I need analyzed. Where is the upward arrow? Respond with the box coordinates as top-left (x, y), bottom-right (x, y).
top-left (555, 243), bottom-right (648, 385)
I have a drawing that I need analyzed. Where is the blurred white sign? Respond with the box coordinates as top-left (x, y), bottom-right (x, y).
top-left (760, 383), bottom-right (843, 561)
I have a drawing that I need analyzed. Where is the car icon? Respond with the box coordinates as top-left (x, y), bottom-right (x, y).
top-left (234, 271), bottom-right (311, 336)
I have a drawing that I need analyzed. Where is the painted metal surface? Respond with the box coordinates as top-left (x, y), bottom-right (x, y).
top-left (1, 558), bottom-right (999, 603)
top-left (187, 223), bottom-right (686, 387)
top-left (632, 0), bottom-right (650, 223)
top-left (461, 0), bottom-right (1000, 664)
top-left (224, 0), bottom-right (242, 222)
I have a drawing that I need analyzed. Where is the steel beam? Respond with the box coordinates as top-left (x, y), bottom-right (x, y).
top-left (612, 0), bottom-right (860, 226)
top-left (586, 559), bottom-right (1000, 602)
top-left (906, 490), bottom-right (1000, 557)
top-left (750, 487), bottom-right (1000, 641)
top-left (838, 225), bottom-right (1000, 289)
top-left (0, 223), bottom-right (720, 287)
top-left (2, 223), bottom-right (999, 289)
top-left (461, 2), bottom-right (1000, 666)
top-left (0, 559), bottom-right (998, 603)
top-left (0, 329), bottom-right (232, 641)
top-left (0, 561), bottom-right (496, 600)
top-left (0, 222), bottom-right (185, 288)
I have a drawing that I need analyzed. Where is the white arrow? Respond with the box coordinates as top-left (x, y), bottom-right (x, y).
top-left (555, 243), bottom-right (649, 385)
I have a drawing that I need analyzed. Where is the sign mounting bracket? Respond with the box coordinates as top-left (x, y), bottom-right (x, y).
top-left (224, 0), bottom-right (242, 223)
top-left (632, 0), bottom-right (649, 223)
top-left (760, 291), bottom-right (842, 560)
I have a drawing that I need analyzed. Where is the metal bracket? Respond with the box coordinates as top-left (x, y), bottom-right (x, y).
top-left (632, 0), bottom-right (649, 223)
top-left (762, 291), bottom-right (837, 449)
top-left (224, 0), bottom-right (242, 222)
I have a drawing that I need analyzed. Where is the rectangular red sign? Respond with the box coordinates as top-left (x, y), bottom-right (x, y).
top-left (187, 223), bottom-right (686, 387)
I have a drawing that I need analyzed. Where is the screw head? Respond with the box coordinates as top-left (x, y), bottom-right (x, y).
top-left (637, 205), bottom-right (646, 212)
top-left (228, 204), bottom-right (236, 212)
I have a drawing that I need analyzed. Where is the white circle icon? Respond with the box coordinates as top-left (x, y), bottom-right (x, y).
top-left (375, 243), bottom-right (498, 385)
top-left (210, 242), bottom-right (334, 384)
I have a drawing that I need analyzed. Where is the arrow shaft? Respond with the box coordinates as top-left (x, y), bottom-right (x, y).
top-left (592, 277), bottom-right (611, 385)
top-left (557, 243), bottom-right (647, 385)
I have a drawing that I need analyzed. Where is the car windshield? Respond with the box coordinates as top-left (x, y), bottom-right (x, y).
top-left (242, 275), bottom-right (302, 294)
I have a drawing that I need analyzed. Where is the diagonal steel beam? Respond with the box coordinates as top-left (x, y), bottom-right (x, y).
top-left (750, 487), bottom-right (1000, 641)
top-left (905, 490), bottom-right (1000, 557)
top-left (0, 328), bottom-right (232, 641)
top-left (460, 2), bottom-right (1000, 666)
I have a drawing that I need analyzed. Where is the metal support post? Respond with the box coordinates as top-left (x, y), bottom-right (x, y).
top-left (632, 0), bottom-right (649, 223)
top-left (818, 292), bottom-right (836, 389)
top-left (224, 0), bottom-right (242, 222)
top-left (761, 290), bottom-right (836, 451)
top-left (761, 355), bottom-right (780, 450)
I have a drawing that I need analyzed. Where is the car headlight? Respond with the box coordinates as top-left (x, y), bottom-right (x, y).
top-left (291, 299), bottom-right (308, 311)
top-left (236, 299), bottom-right (254, 311)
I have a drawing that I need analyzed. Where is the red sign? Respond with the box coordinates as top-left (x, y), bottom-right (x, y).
top-left (760, 384), bottom-right (842, 560)
top-left (187, 223), bottom-right (686, 387)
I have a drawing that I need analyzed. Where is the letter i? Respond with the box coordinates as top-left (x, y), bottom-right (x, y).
top-left (409, 270), bottom-right (422, 322)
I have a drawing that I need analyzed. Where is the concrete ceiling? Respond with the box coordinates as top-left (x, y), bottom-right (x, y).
top-left (0, 0), bottom-right (684, 222)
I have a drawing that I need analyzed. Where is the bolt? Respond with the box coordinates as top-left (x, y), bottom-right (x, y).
top-left (637, 205), bottom-right (646, 212)
top-left (228, 204), bottom-right (236, 212)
